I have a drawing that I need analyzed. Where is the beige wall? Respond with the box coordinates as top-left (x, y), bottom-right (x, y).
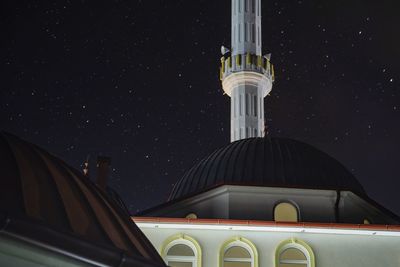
top-left (138, 223), bottom-right (400, 267)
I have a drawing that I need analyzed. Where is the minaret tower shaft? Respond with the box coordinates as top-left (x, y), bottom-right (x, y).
top-left (220, 0), bottom-right (274, 142)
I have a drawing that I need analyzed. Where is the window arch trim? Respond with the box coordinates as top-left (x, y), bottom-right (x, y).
top-left (219, 236), bottom-right (259, 267)
top-left (161, 233), bottom-right (202, 267)
top-left (275, 238), bottom-right (315, 267)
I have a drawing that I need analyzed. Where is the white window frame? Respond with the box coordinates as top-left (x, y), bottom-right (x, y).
top-left (278, 243), bottom-right (310, 267)
top-left (165, 239), bottom-right (198, 267)
top-left (223, 240), bottom-right (254, 267)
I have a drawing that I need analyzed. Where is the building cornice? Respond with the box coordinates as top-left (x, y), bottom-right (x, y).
top-left (133, 217), bottom-right (400, 237)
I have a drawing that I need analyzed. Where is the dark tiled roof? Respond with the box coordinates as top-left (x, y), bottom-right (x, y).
top-left (0, 132), bottom-right (165, 266)
top-left (169, 137), bottom-right (365, 200)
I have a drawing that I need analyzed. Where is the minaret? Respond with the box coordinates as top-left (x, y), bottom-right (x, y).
top-left (220, 0), bottom-right (274, 142)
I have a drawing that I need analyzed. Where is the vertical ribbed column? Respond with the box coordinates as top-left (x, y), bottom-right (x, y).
top-left (223, 0), bottom-right (273, 142)
top-left (231, 0), bottom-right (262, 56)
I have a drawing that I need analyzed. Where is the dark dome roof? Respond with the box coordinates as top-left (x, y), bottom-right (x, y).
top-left (0, 132), bottom-right (164, 266)
top-left (169, 137), bottom-right (365, 201)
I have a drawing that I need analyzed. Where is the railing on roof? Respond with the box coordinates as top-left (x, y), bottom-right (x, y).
top-left (220, 53), bottom-right (275, 82)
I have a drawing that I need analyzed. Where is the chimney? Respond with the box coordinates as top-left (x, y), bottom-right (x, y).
top-left (96, 156), bottom-right (111, 190)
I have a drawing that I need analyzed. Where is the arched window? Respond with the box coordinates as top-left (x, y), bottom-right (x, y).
top-left (220, 237), bottom-right (258, 267)
top-left (275, 239), bottom-right (315, 267)
top-left (186, 213), bottom-right (198, 219)
top-left (274, 202), bottom-right (299, 222)
top-left (161, 234), bottom-right (202, 267)
top-left (279, 247), bottom-right (308, 266)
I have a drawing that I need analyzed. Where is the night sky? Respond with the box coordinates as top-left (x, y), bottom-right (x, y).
top-left (3, 0), bottom-right (400, 216)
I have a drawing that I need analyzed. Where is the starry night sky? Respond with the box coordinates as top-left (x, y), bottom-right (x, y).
top-left (3, 0), bottom-right (400, 216)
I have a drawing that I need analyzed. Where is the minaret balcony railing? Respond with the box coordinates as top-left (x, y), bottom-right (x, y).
top-left (220, 53), bottom-right (275, 82)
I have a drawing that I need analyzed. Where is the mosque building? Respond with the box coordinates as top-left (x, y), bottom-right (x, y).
top-left (133, 0), bottom-right (400, 266)
top-left (1, 1), bottom-right (399, 267)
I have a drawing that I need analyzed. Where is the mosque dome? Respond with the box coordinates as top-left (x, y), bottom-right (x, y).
top-left (0, 132), bottom-right (165, 266)
top-left (169, 137), bottom-right (365, 201)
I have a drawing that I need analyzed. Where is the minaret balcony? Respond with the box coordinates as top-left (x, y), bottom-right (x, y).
top-left (220, 53), bottom-right (275, 82)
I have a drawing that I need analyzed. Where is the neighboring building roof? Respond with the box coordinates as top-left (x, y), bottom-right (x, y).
top-left (0, 213), bottom-right (165, 267)
top-left (169, 137), bottom-right (365, 201)
top-left (0, 132), bottom-right (165, 266)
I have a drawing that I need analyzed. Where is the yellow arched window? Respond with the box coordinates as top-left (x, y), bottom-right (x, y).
top-left (279, 247), bottom-right (308, 266)
top-left (274, 202), bottom-right (298, 222)
top-left (224, 246), bottom-right (251, 267)
top-left (219, 237), bottom-right (258, 267)
top-left (275, 239), bottom-right (315, 267)
top-left (161, 234), bottom-right (202, 267)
